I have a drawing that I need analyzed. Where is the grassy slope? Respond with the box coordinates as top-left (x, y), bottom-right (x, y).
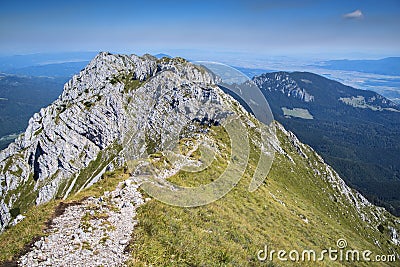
top-left (0, 121), bottom-right (398, 266)
top-left (127, 123), bottom-right (399, 267)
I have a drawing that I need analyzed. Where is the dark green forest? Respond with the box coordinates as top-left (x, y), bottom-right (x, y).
top-left (0, 74), bottom-right (65, 149)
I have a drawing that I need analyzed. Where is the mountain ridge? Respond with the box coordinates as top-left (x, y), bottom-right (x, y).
top-left (253, 71), bottom-right (399, 110)
top-left (317, 57), bottom-right (400, 76)
top-left (0, 53), bottom-right (399, 266)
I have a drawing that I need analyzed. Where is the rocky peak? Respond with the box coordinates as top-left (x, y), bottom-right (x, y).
top-left (0, 52), bottom-right (220, 231)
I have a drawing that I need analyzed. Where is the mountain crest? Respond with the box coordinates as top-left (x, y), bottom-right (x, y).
top-left (0, 52), bottom-right (216, 231)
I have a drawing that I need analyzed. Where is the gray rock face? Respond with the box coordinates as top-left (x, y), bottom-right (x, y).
top-left (253, 72), bottom-right (314, 102)
top-left (0, 52), bottom-right (226, 231)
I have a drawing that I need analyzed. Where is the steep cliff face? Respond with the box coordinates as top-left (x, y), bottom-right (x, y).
top-left (0, 52), bottom-right (231, 231)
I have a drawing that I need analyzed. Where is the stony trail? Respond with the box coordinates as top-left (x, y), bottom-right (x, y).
top-left (19, 178), bottom-right (144, 267)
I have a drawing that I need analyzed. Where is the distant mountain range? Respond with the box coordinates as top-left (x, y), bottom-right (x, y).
top-left (153, 53), bottom-right (172, 59)
top-left (317, 57), bottom-right (400, 76)
top-left (233, 66), bottom-right (274, 78)
top-left (0, 52), bottom-right (97, 71)
top-left (253, 71), bottom-right (400, 216)
top-left (3, 61), bottom-right (89, 78)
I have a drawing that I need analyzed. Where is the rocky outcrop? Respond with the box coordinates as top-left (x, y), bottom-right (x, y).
top-left (253, 72), bottom-right (314, 102)
top-left (0, 52), bottom-right (231, 231)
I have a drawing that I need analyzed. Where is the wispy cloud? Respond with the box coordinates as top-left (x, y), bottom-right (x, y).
top-left (343, 9), bottom-right (364, 19)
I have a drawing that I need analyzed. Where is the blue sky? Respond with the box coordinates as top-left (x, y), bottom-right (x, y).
top-left (0, 0), bottom-right (399, 58)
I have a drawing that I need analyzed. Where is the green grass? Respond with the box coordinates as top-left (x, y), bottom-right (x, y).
top-left (83, 101), bottom-right (94, 109)
top-left (110, 72), bottom-right (145, 93)
top-left (81, 241), bottom-right (92, 251)
top-left (54, 103), bottom-right (69, 124)
top-left (167, 127), bottom-right (230, 188)
top-left (68, 168), bottom-right (128, 201)
top-left (9, 166), bottom-right (23, 177)
top-left (145, 132), bottom-right (161, 155)
top-left (0, 200), bottom-right (59, 263)
top-left (157, 57), bottom-right (172, 64)
top-left (157, 56), bottom-right (188, 66)
top-left (33, 128), bottom-right (43, 136)
top-left (3, 172), bottom-right (37, 222)
top-left (127, 123), bottom-right (399, 267)
top-left (2, 158), bottom-right (13, 174)
top-left (281, 107), bottom-right (314, 120)
top-left (72, 150), bottom-right (105, 191)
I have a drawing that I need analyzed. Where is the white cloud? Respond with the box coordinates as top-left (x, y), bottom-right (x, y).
top-left (343, 9), bottom-right (364, 19)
